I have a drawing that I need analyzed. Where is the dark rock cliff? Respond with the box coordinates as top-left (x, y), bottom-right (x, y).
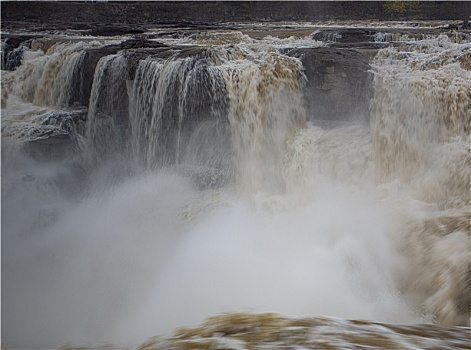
top-left (287, 47), bottom-right (372, 122)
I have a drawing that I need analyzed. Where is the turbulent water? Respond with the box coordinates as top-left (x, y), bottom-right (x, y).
top-left (1, 22), bottom-right (470, 349)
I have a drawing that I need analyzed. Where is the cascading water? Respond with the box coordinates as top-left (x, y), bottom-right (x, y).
top-left (87, 54), bottom-right (129, 162)
top-left (2, 40), bottom-right (95, 108)
top-left (1, 23), bottom-right (470, 350)
top-left (220, 48), bottom-right (306, 194)
top-left (129, 54), bottom-right (229, 169)
top-left (370, 34), bottom-right (471, 327)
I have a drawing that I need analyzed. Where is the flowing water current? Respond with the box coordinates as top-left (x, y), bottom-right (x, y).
top-left (1, 22), bottom-right (470, 349)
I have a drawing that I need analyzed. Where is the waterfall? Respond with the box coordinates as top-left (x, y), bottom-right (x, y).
top-left (370, 35), bottom-right (471, 326)
top-left (1, 24), bottom-right (470, 349)
top-left (371, 35), bottom-right (471, 184)
top-left (1, 40), bottom-right (93, 108)
top-left (219, 47), bottom-right (306, 194)
top-left (129, 54), bottom-right (228, 169)
top-left (87, 54), bottom-right (129, 162)
top-left (125, 44), bottom-right (306, 193)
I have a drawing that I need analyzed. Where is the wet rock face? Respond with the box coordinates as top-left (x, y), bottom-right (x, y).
top-left (288, 47), bottom-right (373, 122)
top-left (1, 36), bottom-right (34, 71)
top-left (16, 109), bottom-right (87, 161)
top-left (63, 40), bottom-right (169, 108)
top-left (88, 26), bottom-right (145, 37)
top-left (67, 45), bottom-right (124, 108)
top-left (312, 29), bottom-right (377, 43)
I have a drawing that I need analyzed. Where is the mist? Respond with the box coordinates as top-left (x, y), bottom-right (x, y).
top-left (2, 139), bottom-right (422, 348)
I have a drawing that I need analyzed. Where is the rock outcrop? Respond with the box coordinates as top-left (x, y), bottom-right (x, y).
top-left (1, 35), bottom-right (35, 71)
top-left (288, 47), bottom-right (373, 122)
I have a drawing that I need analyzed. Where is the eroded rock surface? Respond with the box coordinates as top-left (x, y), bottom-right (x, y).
top-left (288, 47), bottom-right (373, 122)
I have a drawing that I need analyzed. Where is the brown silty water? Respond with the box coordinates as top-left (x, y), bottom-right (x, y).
top-left (1, 23), bottom-right (470, 349)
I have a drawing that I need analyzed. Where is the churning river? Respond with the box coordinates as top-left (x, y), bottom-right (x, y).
top-left (1, 20), bottom-right (470, 349)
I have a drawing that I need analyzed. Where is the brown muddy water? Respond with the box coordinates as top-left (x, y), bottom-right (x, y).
top-left (2, 20), bottom-right (470, 349)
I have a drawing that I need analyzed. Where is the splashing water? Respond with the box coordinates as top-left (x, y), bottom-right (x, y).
top-left (1, 26), bottom-right (470, 349)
